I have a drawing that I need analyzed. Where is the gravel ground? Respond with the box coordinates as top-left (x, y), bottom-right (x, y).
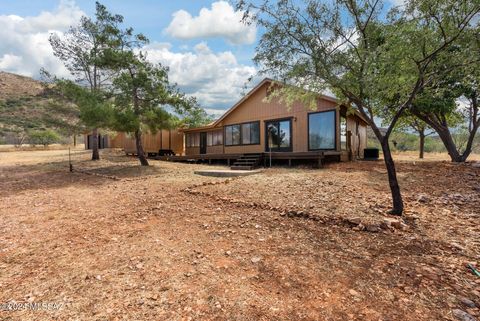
top-left (0, 149), bottom-right (479, 320)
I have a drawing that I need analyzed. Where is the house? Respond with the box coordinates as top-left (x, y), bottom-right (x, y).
top-left (84, 129), bottom-right (184, 156)
top-left (176, 78), bottom-right (368, 168)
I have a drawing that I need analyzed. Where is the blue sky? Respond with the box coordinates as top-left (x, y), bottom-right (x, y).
top-left (0, 0), bottom-right (260, 114)
top-left (0, 0), bottom-right (403, 115)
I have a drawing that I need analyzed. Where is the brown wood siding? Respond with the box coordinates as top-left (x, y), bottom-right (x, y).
top-left (169, 129), bottom-right (184, 155)
top-left (109, 132), bottom-right (125, 148)
top-left (187, 82), bottom-right (339, 155)
top-left (124, 129), bottom-right (184, 155)
top-left (186, 146), bottom-right (200, 155)
top-left (358, 123), bottom-right (367, 158)
top-left (183, 81), bottom-right (367, 160)
top-left (207, 145), bottom-right (223, 154)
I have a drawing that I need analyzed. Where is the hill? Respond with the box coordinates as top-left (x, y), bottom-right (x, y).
top-left (0, 71), bottom-right (81, 145)
top-left (0, 71), bottom-right (44, 99)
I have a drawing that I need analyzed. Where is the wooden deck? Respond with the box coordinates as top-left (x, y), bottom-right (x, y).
top-left (155, 153), bottom-right (243, 165)
top-left (155, 151), bottom-right (341, 167)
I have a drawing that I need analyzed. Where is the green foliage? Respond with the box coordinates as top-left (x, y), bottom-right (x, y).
top-left (240, 0), bottom-right (479, 131)
top-left (367, 129), bottom-right (448, 153)
top-left (0, 91), bottom-right (82, 143)
top-left (52, 79), bottom-right (114, 130)
top-left (47, 1), bottom-right (136, 159)
top-left (28, 129), bottom-right (60, 147)
top-left (48, 2), bottom-right (129, 89)
top-left (409, 23), bottom-right (480, 161)
top-left (239, 0), bottom-right (479, 212)
top-left (110, 44), bottom-right (197, 135)
top-left (177, 101), bottom-right (215, 128)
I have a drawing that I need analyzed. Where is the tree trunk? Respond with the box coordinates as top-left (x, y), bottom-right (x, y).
top-left (380, 139), bottom-right (404, 215)
top-left (419, 130), bottom-right (425, 159)
top-left (73, 134), bottom-right (77, 147)
top-left (135, 129), bottom-right (149, 166)
top-left (412, 112), bottom-right (468, 162)
top-left (91, 128), bottom-right (100, 160)
top-left (434, 127), bottom-right (463, 162)
top-left (459, 121), bottom-right (479, 162)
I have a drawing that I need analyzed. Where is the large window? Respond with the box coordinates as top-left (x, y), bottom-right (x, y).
top-left (207, 130), bottom-right (223, 146)
top-left (225, 124), bottom-right (240, 145)
top-left (241, 122), bottom-right (260, 144)
top-left (186, 133), bottom-right (200, 147)
top-left (308, 110), bottom-right (336, 150)
top-left (266, 119), bottom-right (292, 151)
top-left (225, 122), bottom-right (260, 146)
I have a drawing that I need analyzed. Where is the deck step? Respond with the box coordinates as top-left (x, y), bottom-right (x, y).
top-left (230, 153), bottom-right (263, 170)
top-left (233, 160), bottom-right (256, 164)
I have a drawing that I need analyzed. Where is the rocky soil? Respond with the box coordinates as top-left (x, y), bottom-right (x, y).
top-left (0, 149), bottom-right (479, 320)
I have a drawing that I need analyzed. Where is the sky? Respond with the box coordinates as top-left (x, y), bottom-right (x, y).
top-left (0, 0), bottom-right (403, 115)
top-left (0, 0), bottom-right (261, 116)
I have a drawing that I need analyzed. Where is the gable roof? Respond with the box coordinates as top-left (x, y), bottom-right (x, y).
top-left (183, 78), bottom-right (368, 132)
top-left (213, 78), bottom-right (341, 126)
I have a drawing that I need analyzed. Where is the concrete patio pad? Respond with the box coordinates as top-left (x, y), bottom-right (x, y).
top-left (194, 168), bottom-right (263, 177)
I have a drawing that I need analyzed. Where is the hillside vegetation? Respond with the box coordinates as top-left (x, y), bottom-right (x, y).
top-left (0, 71), bottom-right (81, 145)
top-left (366, 127), bottom-right (480, 155)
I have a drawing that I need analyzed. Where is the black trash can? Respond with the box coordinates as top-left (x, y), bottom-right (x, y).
top-left (364, 148), bottom-right (379, 160)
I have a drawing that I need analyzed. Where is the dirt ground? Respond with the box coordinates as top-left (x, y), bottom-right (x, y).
top-left (0, 149), bottom-right (479, 321)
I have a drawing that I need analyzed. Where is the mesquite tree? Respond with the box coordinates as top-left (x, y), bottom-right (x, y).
top-left (238, 0), bottom-right (480, 215)
top-left (408, 119), bottom-right (432, 159)
top-left (411, 28), bottom-right (480, 162)
top-left (392, 114), bottom-right (435, 159)
top-left (49, 2), bottom-right (124, 160)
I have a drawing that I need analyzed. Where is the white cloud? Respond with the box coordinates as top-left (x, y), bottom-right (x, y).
top-left (388, 0), bottom-right (407, 6)
top-left (143, 41), bottom-right (256, 108)
top-left (0, 1), bottom-right (256, 110)
top-left (204, 108), bottom-right (228, 117)
top-left (165, 1), bottom-right (256, 45)
top-left (0, 0), bottom-right (83, 78)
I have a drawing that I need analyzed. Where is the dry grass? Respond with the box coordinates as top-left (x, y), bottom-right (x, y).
top-left (0, 144), bottom-right (86, 153)
top-left (0, 149), bottom-right (479, 320)
top-left (392, 150), bottom-right (480, 162)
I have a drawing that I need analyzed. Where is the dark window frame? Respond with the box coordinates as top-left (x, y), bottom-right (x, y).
top-left (186, 132), bottom-right (200, 148)
top-left (307, 109), bottom-right (337, 151)
top-left (207, 130), bottom-right (223, 146)
top-left (224, 121), bottom-right (261, 146)
top-left (264, 117), bottom-right (293, 152)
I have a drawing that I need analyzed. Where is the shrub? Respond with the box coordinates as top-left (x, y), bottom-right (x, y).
top-left (28, 129), bottom-right (60, 147)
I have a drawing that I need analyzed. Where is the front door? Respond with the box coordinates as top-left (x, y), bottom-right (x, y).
top-left (265, 118), bottom-right (292, 152)
top-left (200, 132), bottom-right (207, 154)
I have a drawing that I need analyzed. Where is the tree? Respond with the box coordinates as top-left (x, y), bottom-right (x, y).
top-left (409, 119), bottom-right (431, 159)
top-left (393, 114), bottom-right (435, 158)
top-left (178, 103), bottom-right (215, 128)
top-left (238, 0), bottom-right (479, 215)
top-left (49, 2), bottom-right (125, 160)
top-left (51, 78), bottom-right (114, 143)
top-left (411, 28), bottom-right (480, 162)
top-left (39, 91), bottom-right (86, 147)
top-left (111, 53), bottom-right (193, 166)
top-left (11, 129), bottom-right (27, 147)
top-left (28, 129), bottom-right (60, 147)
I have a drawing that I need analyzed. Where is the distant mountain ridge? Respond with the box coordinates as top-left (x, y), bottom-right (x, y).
top-left (0, 71), bottom-right (45, 99)
top-left (0, 71), bottom-right (80, 144)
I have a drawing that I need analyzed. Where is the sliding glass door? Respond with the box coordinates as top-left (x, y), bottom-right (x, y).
top-left (265, 118), bottom-right (292, 152)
